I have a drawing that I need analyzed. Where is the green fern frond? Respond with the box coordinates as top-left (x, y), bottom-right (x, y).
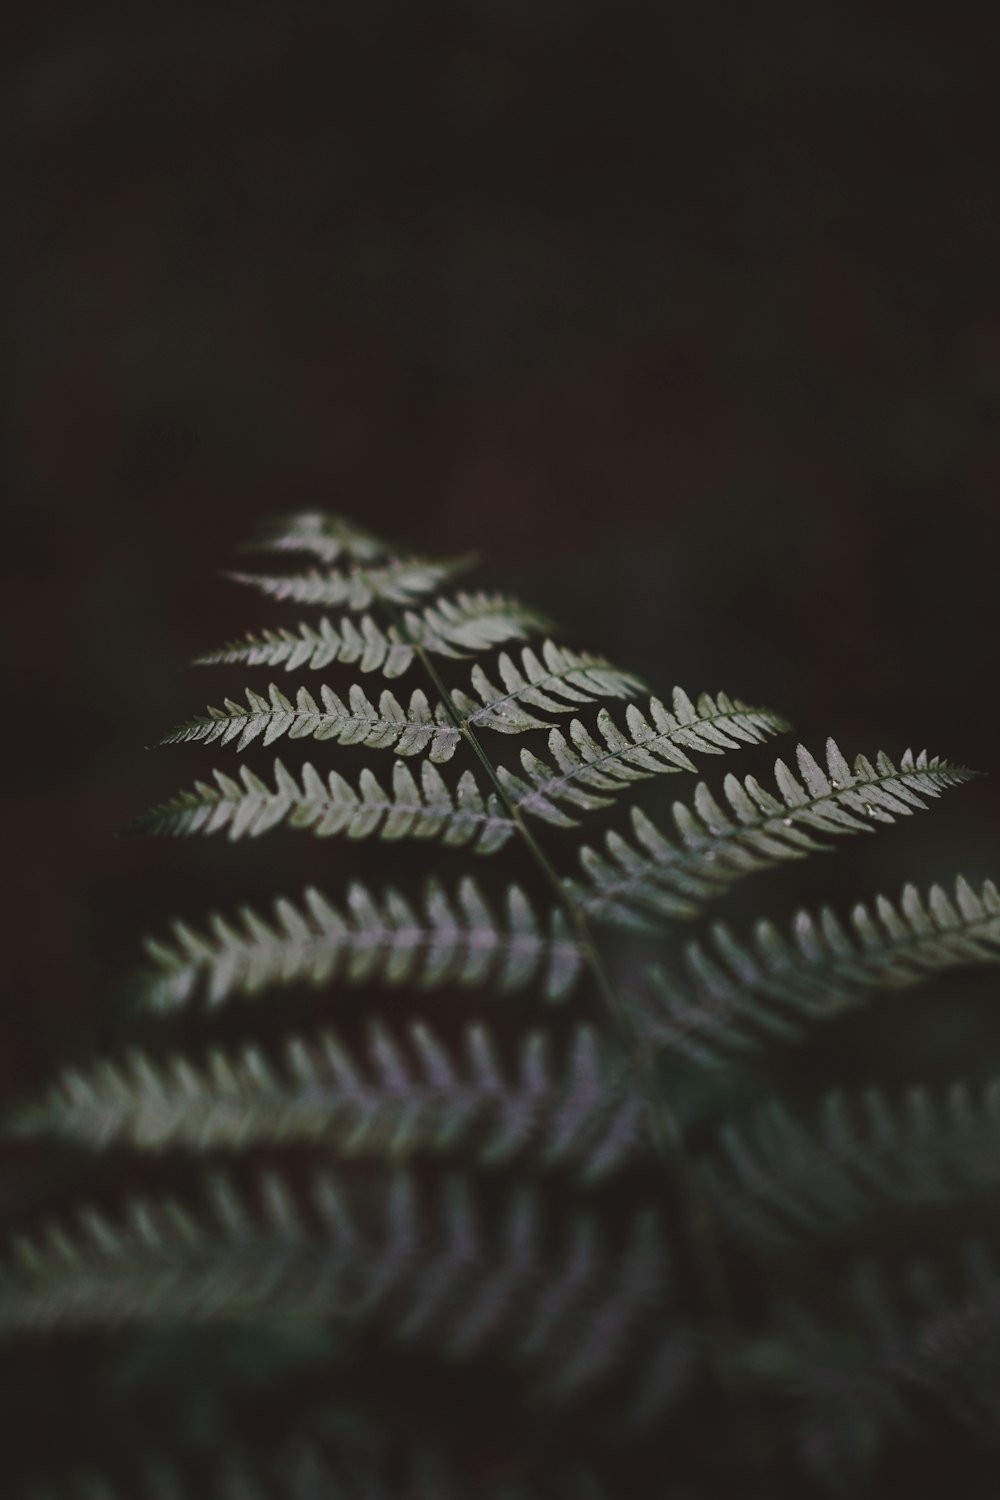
top-left (226, 554), bottom-right (470, 610)
top-left (194, 592), bottom-right (550, 677)
top-left (700, 1077), bottom-right (1000, 1249)
top-left (569, 744), bottom-right (972, 928)
top-left (159, 682), bottom-right (462, 759)
top-left (133, 878), bottom-right (583, 1011)
top-left (11, 1022), bottom-right (642, 1183)
top-left (27, 504), bottom-right (995, 1491)
top-left (644, 875), bottom-right (1000, 1066)
top-left (242, 510), bottom-right (387, 564)
top-left (129, 757), bottom-right (515, 852)
top-left (498, 691), bottom-right (790, 828)
top-left (0, 1170), bottom-right (673, 1409)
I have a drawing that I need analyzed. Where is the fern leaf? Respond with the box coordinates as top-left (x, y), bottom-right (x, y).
top-left (226, 554), bottom-right (469, 610)
top-left (194, 592), bottom-right (550, 678)
top-left (242, 510), bottom-right (387, 564)
top-left (448, 642), bottom-right (644, 734)
top-left (158, 683), bottom-right (462, 760)
top-left (11, 1022), bottom-right (643, 1184)
top-left (133, 878), bottom-right (583, 1011)
top-left (644, 875), bottom-right (1000, 1066)
top-left (0, 1171), bottom-right (674, 1410)
top-left (569, 743), bottom-right (973, 928)
top-left (410, 591), bottom-right (552, 655)
top-left (498, 691), bottom-right (789, 828)
top-left (700, 1077), bottom-right (1000, 1249)
top-left (129, 757), bottom-right (515, 852)
top-left (195, 613), bottom-right (416, 677)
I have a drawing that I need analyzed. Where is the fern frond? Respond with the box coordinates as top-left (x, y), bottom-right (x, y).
top-left (11, 1022), bottom-right (642, 1184)
top-left (158, 683), bottom-right (462, 760)
top-left (0, 1171), bottom-right (674, 1409)
top-left (448, 642), bottom-right (644, 733)
top-left (242, 510), bottom-right (387, 564)
top-left (194, 592), bottom-right (550, 678)
top-left (129, 758), bottom-right (515, 852)
top-left (569, 743), bottom-right (973, 928)
top-left (133, 879), bottom-right (583, 1011)
top-left (700, 1077), bottom-right (1000, 1249)
top-left (498, 691), bottom-right (790, 828)
top-left (644, 875), bottom-right (1000, 1066)
top-left (227, 554), bottom-right (469, 610)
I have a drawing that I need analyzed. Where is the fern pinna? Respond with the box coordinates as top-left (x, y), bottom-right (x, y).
top-left (5, 509), bottom-right (999, 1497)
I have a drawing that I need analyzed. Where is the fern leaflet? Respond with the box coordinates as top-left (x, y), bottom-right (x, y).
top-left (644, 876), bottom-right (1000, 1065)
top-left (158, 682), bottom-right (461, 759)
top-left (776, 1242), bottom-right (1000, 1442)
top-left (498, 691), bottom-right (790, 827)
top-left (0, 1169), bottom-right (674, 1412)
top-left (241, 510), bottom-right (387, 564)
top-left (569, 743), bottom-right (972, 928)
top-left (700, 1076), bottom-right (1000, 1248)
top-left (448, 643), bottom-right (643, 732)
top-left (11, 1022), bottom-right (642, 1183)
top-left (226, 554), bottom-right (470, 610)
top-left (195, 592), bottom-right (550, 677)
top-left (129, 757), bottom-right (515, 851)
top-left (133, 877), bottom-right (583, 1011)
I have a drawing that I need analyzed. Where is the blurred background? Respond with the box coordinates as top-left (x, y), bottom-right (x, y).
top-left (6, 2), bottom-right (1000, 1485)
top-left (7, 0), bottom-right (1000, 1100)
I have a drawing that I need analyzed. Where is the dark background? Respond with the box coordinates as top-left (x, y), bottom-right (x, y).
top-left (7, 3), bottom-right (1000, 1110)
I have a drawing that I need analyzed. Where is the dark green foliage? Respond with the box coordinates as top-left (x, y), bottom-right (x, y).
top-left (5, 511), bottom-right (997, 1497)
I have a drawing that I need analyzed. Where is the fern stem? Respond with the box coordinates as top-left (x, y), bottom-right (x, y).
top-left (386, 603), bottom-right (774, 1483)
